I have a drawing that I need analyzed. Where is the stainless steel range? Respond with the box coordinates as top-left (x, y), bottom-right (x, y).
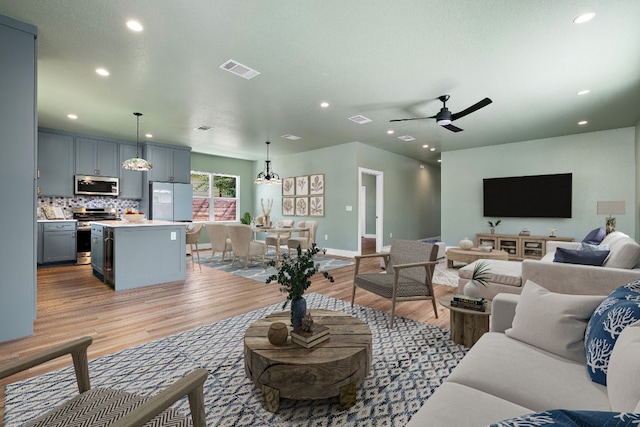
top-left (72, 207), bottom-right (118, 264)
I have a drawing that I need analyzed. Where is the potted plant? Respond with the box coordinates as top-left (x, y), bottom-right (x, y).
top-left (487, 219), bottom-right (501, 234)
top-left (464, 260), bottom-right (491, 298)
top-left (266, 243), bottom-right (334, 328)
top-left (240, 212), bottom-right (252, 225)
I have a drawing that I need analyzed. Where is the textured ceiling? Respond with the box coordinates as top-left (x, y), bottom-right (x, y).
top-left (1, 0), bottom-right (639, 163)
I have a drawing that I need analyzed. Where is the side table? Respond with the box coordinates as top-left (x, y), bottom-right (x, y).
top-left (439, 295), bottom-right (492, 347)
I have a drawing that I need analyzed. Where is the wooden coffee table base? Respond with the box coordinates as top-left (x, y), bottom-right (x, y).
top-left (244, 309), bottom-right (372, 413)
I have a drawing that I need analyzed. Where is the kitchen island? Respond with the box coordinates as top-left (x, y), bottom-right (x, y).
top-left (91, 220), bottom-right (186, 291)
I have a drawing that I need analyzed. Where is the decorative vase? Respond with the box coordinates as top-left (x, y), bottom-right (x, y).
top-left (490, 227), bottom-right (495, 235)
top-left (267, 322), bottom-right (288, 345)
top-left (291, 297), bottom-right (307, 329)
top-left (264, 214), bottom-right (270, 228)
top-left (459, 238), bottom-right (473, 250)
top-left (463, 280), bottom-right (482, 298)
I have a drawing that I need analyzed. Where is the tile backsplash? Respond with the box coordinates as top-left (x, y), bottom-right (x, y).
top-left (37, 196), bottom-right (140, 220)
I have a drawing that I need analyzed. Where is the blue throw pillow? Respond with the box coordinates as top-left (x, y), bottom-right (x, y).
top-left (553, 247), bottom-right (609, 266)
top-left (582, 227), bottom-right (606, 245)
top-left (585, 281), bottom-right (640, 385)
top-left (490, 409), bottom-right (640, 427)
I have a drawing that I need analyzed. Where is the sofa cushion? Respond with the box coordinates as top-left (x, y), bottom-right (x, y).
top-left (505, 281), bottom-right (604, 362)
top-left (582, 227), bottom-right (606, 245)
top-left (458, 260), bottom-right (522, 287)
top-left (553, 247), bottom-right (610, 266)
top-left (608, 320), bottom-right (640, 412)
top-left (585, 281), bottom-right (640, 385)
top-left (600, 232), bottom-right (640, 269)
top-left (489, 410), bottom-right (640, 427)
top-left (447, 332), bottom-right (609, 412)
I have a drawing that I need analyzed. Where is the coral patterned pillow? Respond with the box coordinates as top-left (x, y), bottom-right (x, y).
top-left (584, 281), bottom-right (640, 385)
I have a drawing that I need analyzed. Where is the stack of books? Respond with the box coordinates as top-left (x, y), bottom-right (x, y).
top-left (451, 295), bottom-right (487, 312)
top-left (290, 324), bottom-right (330, 348)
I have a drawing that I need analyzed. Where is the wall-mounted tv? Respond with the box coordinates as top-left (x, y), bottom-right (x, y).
top-left (483, 173), bottom-right (572, 218)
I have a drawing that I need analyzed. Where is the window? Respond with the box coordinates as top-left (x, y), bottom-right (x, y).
top-left (191, 171), bottom-right (239, 221)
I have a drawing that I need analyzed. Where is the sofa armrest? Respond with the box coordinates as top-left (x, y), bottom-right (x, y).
top-left (545, 241), bottom-right (581, 255)
top-left (490, 293), bottom-right (520, 333)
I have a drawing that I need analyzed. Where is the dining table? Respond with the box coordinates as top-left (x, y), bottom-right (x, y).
top-left (251, 225), bottom-right (309, 265)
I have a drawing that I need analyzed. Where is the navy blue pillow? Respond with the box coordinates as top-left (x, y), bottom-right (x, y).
top-left (582, 227), bottom-right (606, 245)
top-left (490, 409), bottom-right (640, 427)
top-left (553, 247), bottom-right (609, 266)
top-left (585, 281), bottom-right (640, 385)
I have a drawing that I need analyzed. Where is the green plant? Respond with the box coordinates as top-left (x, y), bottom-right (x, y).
top-left (240, 212), bottom-right (252, 225)
top-left (471, 260), bottom-right (491, 287)
top-left (487, 219), bottom-right (501, 228)
top-left (266, 243), bottom-right (334, 309)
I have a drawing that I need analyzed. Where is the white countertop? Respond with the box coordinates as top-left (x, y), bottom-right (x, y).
top-left (37, 219), bottom-right (77, 223)
top-left (91, 220), bottom-right (186, 228)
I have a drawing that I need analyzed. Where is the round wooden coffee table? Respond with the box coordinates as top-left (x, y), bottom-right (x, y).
top-left (446, 247), bottom-right (509, 267)
top-left (244, 309), bottom-right (372, 413)
top-left (440, 295), bottom-right (492, 348)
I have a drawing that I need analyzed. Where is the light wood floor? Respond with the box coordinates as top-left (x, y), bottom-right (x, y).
top-left (0, 237), bottom-right (456, 417)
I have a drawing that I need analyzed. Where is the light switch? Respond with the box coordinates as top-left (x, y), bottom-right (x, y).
top-left (346, 205), bottom-right (353, 212)
top-left (170, 231), bottom-right (177, 240)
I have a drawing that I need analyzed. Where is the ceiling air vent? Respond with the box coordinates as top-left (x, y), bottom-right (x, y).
top-left (195, 125), bottom-right (211, 131)
top-left (281, 134), bottom-right (301, 140)
top-left (219, 59), bottom-right (260, 80)
top-left (397, 135), bottom-right (416, 141)
top-left (348, 115), bottom-right (372, 124)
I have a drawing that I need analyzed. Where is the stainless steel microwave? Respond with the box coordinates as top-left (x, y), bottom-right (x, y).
top-left (74, 175), bottom-right (119, 196)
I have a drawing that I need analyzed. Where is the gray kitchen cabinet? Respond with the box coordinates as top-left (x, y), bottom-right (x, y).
top-left (143, 143), bottom-right (191, 183)
top-left (75, 137), bottom-right (119, 177)
top-left (42, 221), bottom-right (77, 263)
top-left (38, 130), bottom-right (74, 197)
top-left (118, 143), bottom-right (143, 199)
top-left (91, 223), bottom-right (104, 276)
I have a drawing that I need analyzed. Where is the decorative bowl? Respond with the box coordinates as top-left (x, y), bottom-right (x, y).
top-left (123, 213), bottom-right (145, 223)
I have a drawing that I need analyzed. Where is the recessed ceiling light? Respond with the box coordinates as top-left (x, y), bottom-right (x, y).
top-left (145, 133), bottom-right (153, 138)
top-left (578, 120), bottom-right (588, 125)
top-left (96, 68), bottom-right (110, 77)
top-left (67, 114), bottom-right (78, 120)
top-left (422, 144), bottom-right (429, 148)
top-left (577, 89), bottom-right (590, 95)
top-left (387, 130), bottom-right (394, 135)
top-left (126, 20), bottom-right (144, 32)
top-left (430, 147), bottom-right (436, 152)
top-left (397, 135), bottom-right (415, 142)
top-left (320, 102), bottom-right (330, 108)
top-left (573, 12), bottom-right (595, 24)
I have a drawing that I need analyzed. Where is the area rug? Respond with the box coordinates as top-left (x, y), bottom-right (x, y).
top-left (4, 294), bottom-right (467, 427)
top-left (199, 250), bottom-right (354, 284)
top-left (432, 258), bottom-right (461, 288)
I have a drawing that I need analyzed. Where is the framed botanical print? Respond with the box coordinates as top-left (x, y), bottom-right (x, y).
top-left (310, 196), bottom-right (324, 217)
top-left (295, 197), bottom-right (309, 216)
top-left (309, 173), bottom-right (324, 195)
top-left (295, 175), bottom-right (309, 196)
top-left (282, 197), bottom-right (295, 216)
top-left (282, 177), bottom-right (295, 196)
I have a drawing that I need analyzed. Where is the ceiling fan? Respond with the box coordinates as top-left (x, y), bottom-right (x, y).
top-left (390, 95), bottom-right (492, 132)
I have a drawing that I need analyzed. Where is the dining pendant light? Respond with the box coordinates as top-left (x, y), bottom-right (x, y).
top-left (121, 112), bottom-right (153, 171)
top-left (255, 141), bottom-right (281, 185)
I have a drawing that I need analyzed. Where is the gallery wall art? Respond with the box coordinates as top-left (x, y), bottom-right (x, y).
top-left (283, 173), bottom-right (325, 216)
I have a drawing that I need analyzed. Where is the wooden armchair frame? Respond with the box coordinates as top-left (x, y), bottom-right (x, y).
top-left (0, 336), bottom-right (208, 427)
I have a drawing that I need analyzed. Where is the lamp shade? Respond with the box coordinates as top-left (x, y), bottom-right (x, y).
top-left (597, 201), bottom-right (625, 216)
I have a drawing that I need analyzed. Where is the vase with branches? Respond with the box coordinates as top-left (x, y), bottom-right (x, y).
top-left (261, 198), bottom-right (273, 227)
top-left (487, 219), bottom-right (501, 234)
top-left (266, 244), bottom-right (334, 327)
top-left (464, 260), bottom-right (491, 298)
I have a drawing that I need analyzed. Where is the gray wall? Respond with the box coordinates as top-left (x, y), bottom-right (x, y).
top-left (441, 127), bottom-right (636, 247)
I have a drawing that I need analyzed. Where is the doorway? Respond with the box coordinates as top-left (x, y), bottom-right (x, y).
top-left (358, 167), bottom-right (383, 254)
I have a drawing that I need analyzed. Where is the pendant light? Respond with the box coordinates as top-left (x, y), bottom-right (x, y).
top-left (255, 141), bottom-right (281, 185)
top-left (121, 112), bottom-right (153, 171)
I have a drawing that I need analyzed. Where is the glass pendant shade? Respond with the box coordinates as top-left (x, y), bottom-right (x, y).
top-left (255, 141), bottom-right (281, 185)
top-left (122, 112), bottom-right (152, 171)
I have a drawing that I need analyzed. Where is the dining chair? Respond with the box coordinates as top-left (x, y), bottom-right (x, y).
top-left (0, 336), bottom-right (208, 426)
top-left (185, 223), bottom-right (204, 271)
top-left (265, 219), bottom-right (295, 253)
top-left (352, 239), bottom-right (439, 328)
top-left (204, 222), bottom-right (232, 262)
top-left (287, 220), bottom-right (318, 253)
top-left (226, 224), bottom-right (267, 269)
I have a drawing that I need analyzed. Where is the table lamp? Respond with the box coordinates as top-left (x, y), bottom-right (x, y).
top-left (597, 201), bottom-right (625, 234)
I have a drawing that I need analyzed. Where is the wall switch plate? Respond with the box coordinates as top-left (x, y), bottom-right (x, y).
top-left (170, 231), bottom-right (177, 240)
top-left (346, 205), bottom-right (353, 211)
top-left (390, 232), bottom-right (393, 238)
top-left (324, 234), bottom-right (328, 240)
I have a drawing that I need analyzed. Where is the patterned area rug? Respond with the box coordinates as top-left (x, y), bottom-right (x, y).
top-left (199, 250), bottom-right (354, 283)
top-left (4, 294), bottom-right (467, 427)
top-left (432, 258), bottom-right (461, 288)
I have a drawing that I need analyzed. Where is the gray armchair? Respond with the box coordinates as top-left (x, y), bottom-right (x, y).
top-left (352, 239), bottom-right (439, 328)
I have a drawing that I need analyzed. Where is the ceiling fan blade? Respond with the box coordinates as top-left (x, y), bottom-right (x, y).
top-left (443, 123), bottom-right (464, 132)
top-left (451, 98), bottom-right (492, 121)
top-left (389, 116), bottom-right (434, 122)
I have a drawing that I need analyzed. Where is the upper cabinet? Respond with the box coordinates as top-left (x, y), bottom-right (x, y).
top-left (119, 143), bottom-right (143, 199)
top-left (75, 137), bottom-right (119, 177)
top-left (143, 143), bottom-right (191, 183)
top-left (38, 131), bottom-right (74, 197)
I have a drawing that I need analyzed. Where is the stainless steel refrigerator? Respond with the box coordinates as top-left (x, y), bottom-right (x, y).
top-left (149, 182), bottom-right (193, 221)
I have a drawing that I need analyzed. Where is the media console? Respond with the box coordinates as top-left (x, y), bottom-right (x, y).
top-left (475, 233), bottom-right (574, 261)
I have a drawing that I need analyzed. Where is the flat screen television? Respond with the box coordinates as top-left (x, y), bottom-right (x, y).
top-left (483, 173), bottom-right (572, 218)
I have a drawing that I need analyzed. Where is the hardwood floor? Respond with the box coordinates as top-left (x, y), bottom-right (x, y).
top-left (0, 241), bottom-right (456, 418)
